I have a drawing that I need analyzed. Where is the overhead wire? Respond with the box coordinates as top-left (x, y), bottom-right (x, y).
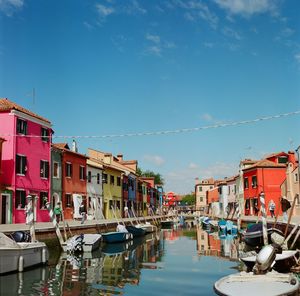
top-left (0, 110), bottom-right (299, 139)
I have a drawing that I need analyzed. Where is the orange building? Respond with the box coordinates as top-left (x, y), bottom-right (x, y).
top-left (243, 152), bottom-right (296, 216)
top-left (53, 143), bottom-right (88, 220)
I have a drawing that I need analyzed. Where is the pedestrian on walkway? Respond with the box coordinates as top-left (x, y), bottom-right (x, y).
top-left (280, 196), bottom-right (291, 222)
top-left (268, 200), bottom-right (275, 218)
top-left (79, 201), bottom-right (86, 224)
top-left (54, 201), bottom-right (62, 223)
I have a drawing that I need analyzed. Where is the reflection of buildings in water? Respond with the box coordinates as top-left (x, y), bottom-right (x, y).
top-left (196, 226), bottom-right (221, 257)
top-left (142, 234), bottom-right (163, 269)
top-left (220, 236), bottom-right (239, 260)
top-left (163, 229), bottom-right (180, 241)
top-left (196, 226), bottom-right (209, 255)
top-left (0, 267), bottom-right (49, 295)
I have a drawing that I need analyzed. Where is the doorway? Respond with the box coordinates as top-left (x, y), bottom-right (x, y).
top-left (0, 194), bottom-right (11, 224)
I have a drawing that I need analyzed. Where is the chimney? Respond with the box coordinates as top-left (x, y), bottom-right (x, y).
top-left (104, 153), bottom-right (111, 165)
top-left (72, 139), bottom-right (78, 152)
top-left (117, 154), bottom-right (123, 161)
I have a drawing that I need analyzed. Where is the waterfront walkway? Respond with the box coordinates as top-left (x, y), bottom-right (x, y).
top-left (0, 214), bottom-right (299, 237)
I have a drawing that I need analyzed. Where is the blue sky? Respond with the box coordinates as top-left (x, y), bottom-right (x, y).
top-left (0, 0), bottom-right (300, 194)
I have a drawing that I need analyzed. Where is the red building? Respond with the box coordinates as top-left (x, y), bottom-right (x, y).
top-left (53, 143), bottom-right (88, 220)
top-left (163, 191), bottom-right (179, 207)
top-left (243, 152), bottom-right (296, 216)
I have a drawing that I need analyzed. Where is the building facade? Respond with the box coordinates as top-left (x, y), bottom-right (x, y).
top-left (195, 178), bottom-right (215, 213)
top-left (0, 98), bottom-right (52, 223)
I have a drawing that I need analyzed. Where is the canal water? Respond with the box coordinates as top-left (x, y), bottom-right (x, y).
top-left (0, 224), bottom-right (241, 295)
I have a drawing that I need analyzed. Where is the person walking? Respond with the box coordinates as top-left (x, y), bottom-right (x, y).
top-left (269, 200), bottom-right (275, 218)
top-left (79, 201), bottom-right (86, 224)
top-left (54, 201), bottom-right (62, 223)
top-left (280, 196), bottom-right (291, 222)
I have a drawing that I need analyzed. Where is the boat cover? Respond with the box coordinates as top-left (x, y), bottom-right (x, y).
top-left (0, 232), bottom-right (20, 248)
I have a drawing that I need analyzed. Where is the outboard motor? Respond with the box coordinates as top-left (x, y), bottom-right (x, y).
top-left (253, 244), bottom-right (279, 274)
top-left (10, 231), bottom-right (31, 242)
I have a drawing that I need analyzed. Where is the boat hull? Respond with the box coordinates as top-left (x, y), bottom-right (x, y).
top-left (62, 234), bottom-right (102, 252)
top-left (214, 272), bottom-right (299, 296)
top-left (102, 232), bottom-right (133, 243)
top-left (0, 243), bottom-right (48, 274)
top-left (126, 226), bottom-right (146, 237)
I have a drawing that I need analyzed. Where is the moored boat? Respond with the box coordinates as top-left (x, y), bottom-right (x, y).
top-left (240, 250), bottom-right (299, 273)
top-left (0, 232), bottom-right (48, 274)
top-left (242, 223), bottom-right (284, 247)
top-left (214, 271), bottom-right (299, 296)
top-left (62, 233), bottom-right (102, 253)
top-left (161, 219), bottom-right (174, 228)
top-left (126, 225), bottom-right (146, 237)
top-left (102, 231), bottom-right (133, 244)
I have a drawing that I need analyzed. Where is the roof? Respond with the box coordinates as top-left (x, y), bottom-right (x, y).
top-left (52, 143), bottom-right (69, 150)
top-left (52, 142), bottom-right (87, 159)
top-left (244, 159), bottom-right (287, 170)
top-left (264, 151), bottom-right (289, 159)
top-left (0, 98), bottom-right (51, 124)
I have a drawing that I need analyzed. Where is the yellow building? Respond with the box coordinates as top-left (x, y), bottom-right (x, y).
top-left (88, 149), bottom-right (136, 219)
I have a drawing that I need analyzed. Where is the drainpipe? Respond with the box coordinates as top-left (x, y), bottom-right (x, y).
top-left (296, 146), bottom-right (300, 206)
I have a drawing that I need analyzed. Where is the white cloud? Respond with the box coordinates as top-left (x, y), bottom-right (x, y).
top-left (143, 155), bottom-right (165, 166)
top-left (214, 0), bottom-right (279, 17)
top-left (144, 33), bottom-right (175, 57)
top-left (83, 21), bottom-right (94, 30)
top-left (124, 0), bottom-right (147, 15)
top-left (146, 33), bottom-right (160, 44)
top-left (96, 3), bottom-right (114, 17)
top-left (164, 162), bottom-right (237, 194)
top-left (188, 162), bottom-right (199, 169)
top-left (222, 26), bottom-right (242, 40)
top-left (145, 45), bottom-right (162, 57)
top-left (172, 0), bottom-right (218, 29)
top-left (0, 0), bottom-right (24, 16)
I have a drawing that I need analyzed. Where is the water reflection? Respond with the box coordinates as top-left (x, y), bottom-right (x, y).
top-left (196, 225), bottom-right (239, 261)
top-left (0, 226), bottom-right (240, 296)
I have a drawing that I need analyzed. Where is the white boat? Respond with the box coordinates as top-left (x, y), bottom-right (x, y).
top-left (62, 233), bottom-right (102, 253)
top-left (0, 232), bottom-right (48, 274)
top-left (136, 222), bottom-right (157, 234)
top-left (240, 250), bottom-right (299, 273)
top-left (214, 271), bottom-right (299, 296)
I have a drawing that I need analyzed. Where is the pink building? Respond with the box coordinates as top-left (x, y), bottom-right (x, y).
top-left (0, 98), bottom-right (53, 223)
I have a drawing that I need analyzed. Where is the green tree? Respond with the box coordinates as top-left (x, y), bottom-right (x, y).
top-left (181, 193), bottom-right (195, 205)
top-left (137, 168), bottom-right (164, 185)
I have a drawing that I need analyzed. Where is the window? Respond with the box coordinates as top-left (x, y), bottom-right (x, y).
top-left (16, 118), bottom-right (27, 135)
top-left (53, 162), bottom-right (59, 178)
top-left (16, 154), bottom-right (27, 175)
top-left (252, 176), bottom-right (257, 188)
top-left (102, 173), bottom-right (108, 183)
top-left (79, 166), bottom-right (85, 180)
top-left (110, 175), bottom-right (115, 185)
top-left (295, 173), bottom-right (298, 183)
top-left (87, 171), bottom-right (92, 183)
top-left (40, 192), bottom-right (48, 209)
top-left (228, 187), bottom-right (231, 194)
top-left (199, 186), bottom-right (202, 192)
top-left (65, 162), bottom-right (72, 178)
top-left (200, 196), bottom-right (203, 202)
top-left (278, 156), bottom-right (288, 164)
top-left (234, 185), bottom-right (237, 194)
top-left (15, 190), bottom-right (26, 209)
top-left (40, 160), bottom-right (49, 178)
top-left (117, 176), bottom-right (121, 186)
top-left (97, 173), bottom-right (100, 184)
top-left (41, 128), bottom-right (49, 142)
top-left (210, 186), bottom-right (213, 189)
top-left (244, 177), bottom-right (249, 189)
top-left (65, 194), bottom-right (72, 207)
